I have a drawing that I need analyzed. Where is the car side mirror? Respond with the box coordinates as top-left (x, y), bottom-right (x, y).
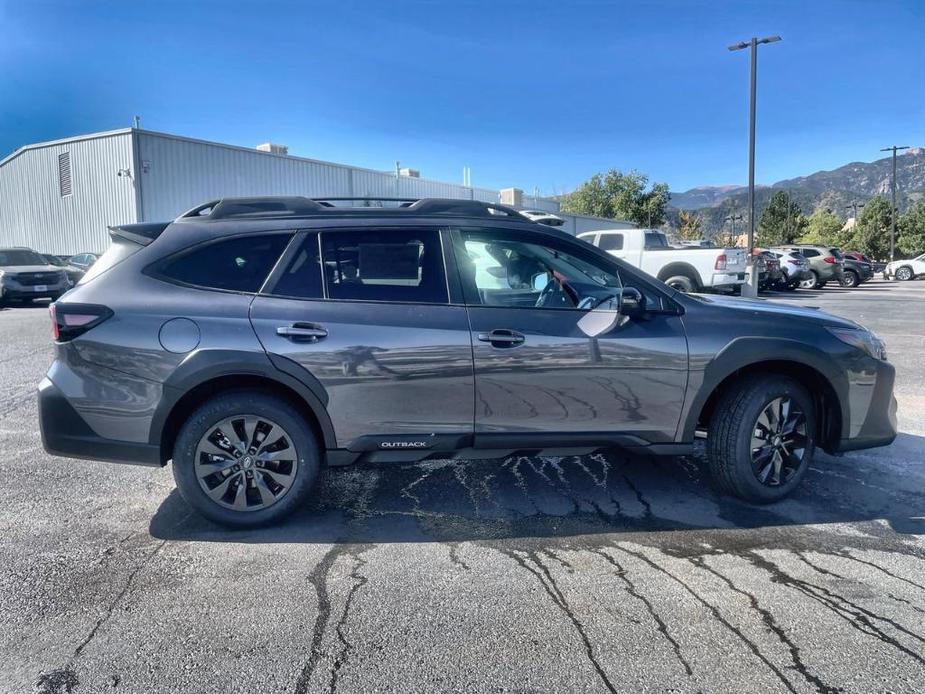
top-left (620, 287), bottom-right (646, 318)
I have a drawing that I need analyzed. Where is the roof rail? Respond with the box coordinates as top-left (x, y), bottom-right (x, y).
top-left (174, 196), bottom-right (530, 221)
top-left (177, 196), bottom-right (328, 220)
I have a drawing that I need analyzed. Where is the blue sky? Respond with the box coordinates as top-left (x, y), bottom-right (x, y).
top-left (1, 0), bottom-right (922, 194)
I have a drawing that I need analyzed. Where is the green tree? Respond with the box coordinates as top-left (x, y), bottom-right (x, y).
top-left (677, 210), bottom-right (703, 240)
top-left (898, 201), bottom-right (925, 257)
top-left (756, 191), bottom-right (806, 246)
top-left (562, 170), bottom-right (670, 227)
top-left (850, 197), bottom-right (893, 260)
top-left (799, 208), bottom-right (843, 246)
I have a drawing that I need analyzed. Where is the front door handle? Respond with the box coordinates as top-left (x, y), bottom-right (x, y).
top-left (276, 322), bottom-right (328, 342)
top-left (477, 329), bottom-right (525, 348)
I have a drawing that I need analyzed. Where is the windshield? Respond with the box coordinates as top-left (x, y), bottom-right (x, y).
top-left (0, 249), bottom-right (46, 266)
top-left (43, 255), bottom-right (66, 267)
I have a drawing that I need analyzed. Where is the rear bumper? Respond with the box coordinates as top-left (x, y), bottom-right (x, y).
top-left (711, 272), bottom-right (746, 288)
top-left (38, 377), bottom-right (162, 466)
top-left (833, 360), bottom-right (898, 453)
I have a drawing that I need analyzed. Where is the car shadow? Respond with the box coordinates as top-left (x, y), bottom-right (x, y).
top-left (149, 432), bottom-right (925, 545)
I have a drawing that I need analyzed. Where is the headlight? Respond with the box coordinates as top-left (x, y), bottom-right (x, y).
top-left (0, 271), bottom-right (10, 285)
top-left (827, 327), bottom-right (887, 361)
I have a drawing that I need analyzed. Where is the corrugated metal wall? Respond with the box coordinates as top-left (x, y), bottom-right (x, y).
top-left (0, 131), bottom-right (136, 253)
top-left (0, 128), bottom-right (607, 253)
top-left (138, 132), bottom-right (509, 221)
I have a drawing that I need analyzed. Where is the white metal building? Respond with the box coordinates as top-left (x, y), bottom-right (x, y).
top-left (0, 128), bottom-right (632, 253)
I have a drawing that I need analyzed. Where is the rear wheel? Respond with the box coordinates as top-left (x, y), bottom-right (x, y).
top-left (840, 270), bottom-right (859, 288)
top-left (172, 391), bottom-right (320, 527)
top-left (664, 275), bottom-right (697, 293)
top-left (896, 266), bottom-right (914, 281)
top-left (707, 375), bottom-right (815, 503)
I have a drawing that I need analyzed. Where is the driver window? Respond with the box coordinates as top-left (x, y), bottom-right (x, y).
top-left (458, 232), bottom-right (621, 310)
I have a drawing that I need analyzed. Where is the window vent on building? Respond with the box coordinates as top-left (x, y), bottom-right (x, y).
top-left (58, 152), bottom-right (72, 197)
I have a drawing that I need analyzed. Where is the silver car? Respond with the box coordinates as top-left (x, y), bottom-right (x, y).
top-left (0, 247), bottom-right (70, 305)
top-left (38, 197), bottom-right (897, 527)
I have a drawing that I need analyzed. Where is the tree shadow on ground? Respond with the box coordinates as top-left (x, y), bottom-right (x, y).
top-left (150, 432), bottom-right (925, 546)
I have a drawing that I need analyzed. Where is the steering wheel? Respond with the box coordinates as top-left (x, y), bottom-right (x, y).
top-left (535, 272), bottom-right (579, 308)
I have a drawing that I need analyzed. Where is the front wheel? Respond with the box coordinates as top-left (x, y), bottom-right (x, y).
top-left (707, 375), bottom-right (815, 503)
top-left (799, 273), bottom-right (817, 290)
top-left (896, 266), bottom-right (914, 281)
top-left (172, 391), bottom-right (320, 527)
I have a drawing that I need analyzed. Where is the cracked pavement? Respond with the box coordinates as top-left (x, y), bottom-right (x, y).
top-left (1, 279), bottom-right (924, 693)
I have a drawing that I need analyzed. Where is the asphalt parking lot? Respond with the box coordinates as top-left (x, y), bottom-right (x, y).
top-left (1, 279), bottom-right (923, 694)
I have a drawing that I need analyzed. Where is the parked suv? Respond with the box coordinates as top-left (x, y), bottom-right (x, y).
top-left (38, 198), bottom-right (897, 527)
top-left (0, 247), bottom-right (69, 305)
top-left (840, 256), bottom-right (873, 288)
top-left (773, 245), bottom-right (845, 289)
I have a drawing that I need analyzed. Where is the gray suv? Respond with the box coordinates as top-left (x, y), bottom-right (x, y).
top-left (38, 198), bottom-right (897, 527)
top-left (0, 247), bottom-right (70, 305)
top-left (773, 245), bottom-right (845, 289)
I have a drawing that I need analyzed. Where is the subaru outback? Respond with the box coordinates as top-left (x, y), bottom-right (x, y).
top-left (38, 197), bottom-right (897, 527)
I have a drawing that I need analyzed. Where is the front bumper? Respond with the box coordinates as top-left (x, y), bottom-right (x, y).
top-left (1, 279), bottom-right (68, 300)
top-left (833, 359), bottom-right (898, 453)
top-left (38, 377), bottom-right (161, 466)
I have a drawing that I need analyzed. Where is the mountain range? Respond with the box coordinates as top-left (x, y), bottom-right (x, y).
top-left (670, 147), bottom-right (925, 235)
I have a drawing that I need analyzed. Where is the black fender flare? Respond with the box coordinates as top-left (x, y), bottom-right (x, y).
top-left (679, 337), bottom-right (849, 442)
top-left (148, 349), bottom-right (336, 452)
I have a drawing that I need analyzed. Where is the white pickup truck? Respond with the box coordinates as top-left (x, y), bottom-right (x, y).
top-left (577, 228), bottom-right (747, 293)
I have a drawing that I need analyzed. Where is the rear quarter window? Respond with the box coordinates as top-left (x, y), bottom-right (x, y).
top-left (154, 233), bottom-right (292, 293)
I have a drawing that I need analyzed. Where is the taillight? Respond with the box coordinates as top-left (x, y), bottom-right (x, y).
top-left (823, 256), bottom-right (837, 264)
top-left (50, 303), bottom-right (113, 342)
top-left (787, 259), bottom-right (800, 265)
top-left (715, 254), bottom-right (728, 271)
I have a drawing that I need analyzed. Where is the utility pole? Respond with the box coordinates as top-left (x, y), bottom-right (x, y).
top-left (880, 145), bottom-right (909, 262)
top-left (729, 35), bottom-right (781, 296)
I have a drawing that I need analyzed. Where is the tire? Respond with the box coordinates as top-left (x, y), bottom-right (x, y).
top-left (798, 273), bottom-right (816, 290)
top-left (707, 375), bottom-right (815, 503)
top-left (840, 270), bottom-right (859, 288)
top-left (811, 271), bottom-right (826, 289)
top-left (896, 266), bottom-right (914, 281)
top-left (172, 391), bottom-right (321, 528)
top-left (664, 275), bottom-right (696, 293)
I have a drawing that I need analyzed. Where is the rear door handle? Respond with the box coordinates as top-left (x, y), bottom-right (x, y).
top-left (478, 329), bottom-right (525, 348)
top-left (276, 322), bottom-right (328, 342)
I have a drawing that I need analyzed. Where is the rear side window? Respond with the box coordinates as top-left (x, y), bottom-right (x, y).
top-left (157, 234), bottom-right (291, 293)
top-left (321, 229), bottom-right (447, 304)
top-left (270, 234), bottom-right (324, 299)
top-left (644, 232), bottom-right (669, 249)
top-left (598, 234), bottom-right (624, 251)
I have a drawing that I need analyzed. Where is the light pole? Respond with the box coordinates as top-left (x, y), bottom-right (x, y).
top-left (846, 202), bottom-right (865, 232)
top-left (880, 145), bottom-right (909, 262)
top-left (729, 35), bottom-right (781, 296)
top-left (724, 213), bottom-right (743, 247)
